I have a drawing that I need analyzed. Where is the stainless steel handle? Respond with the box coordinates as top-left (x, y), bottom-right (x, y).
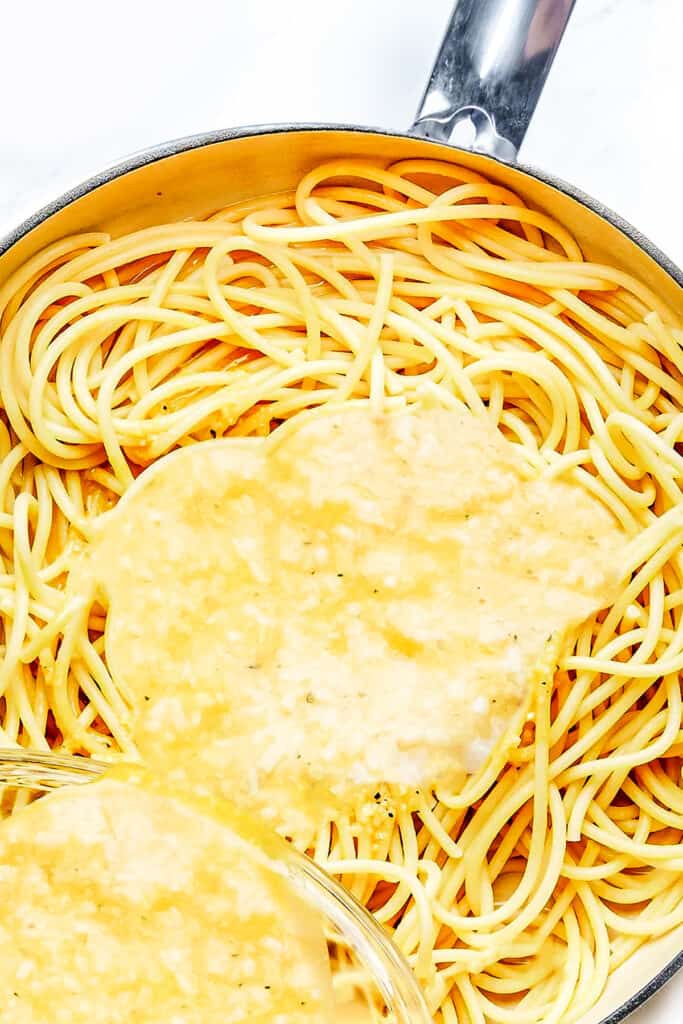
top-left (411, 0), bottom-right (575, 161)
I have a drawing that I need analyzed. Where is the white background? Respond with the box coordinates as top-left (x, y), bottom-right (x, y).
top-left (0, 0), bottom-right (681, 1020)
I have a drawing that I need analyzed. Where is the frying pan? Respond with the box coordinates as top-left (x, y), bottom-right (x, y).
top-left (0, 1), bottom-right (681, 1021)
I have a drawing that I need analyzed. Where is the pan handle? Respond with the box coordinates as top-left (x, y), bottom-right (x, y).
top-left (411, 0), bottom-right (575, 162)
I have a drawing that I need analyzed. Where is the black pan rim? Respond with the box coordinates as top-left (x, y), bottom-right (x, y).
top-left (598, 948), bottom-right (683, 1024)
top-left (0, 121), bottom-right (681, 1024)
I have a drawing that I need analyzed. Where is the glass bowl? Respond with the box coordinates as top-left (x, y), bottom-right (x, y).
top-left (0, 749), bottom-right (430, 1024)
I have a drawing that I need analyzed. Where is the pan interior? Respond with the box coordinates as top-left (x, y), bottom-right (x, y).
top-left (0, 126), bottom-right (681, 1024)
top-left (1, 128), bottom-right (681, 317)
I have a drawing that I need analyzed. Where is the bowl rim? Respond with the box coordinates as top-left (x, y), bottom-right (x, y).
top-left (0, 750), bottom-right (431, 1023)
top-left (0, 748), bottom-right (680, 1022)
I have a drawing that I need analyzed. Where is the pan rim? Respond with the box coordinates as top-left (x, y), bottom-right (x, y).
top-left (0, 120), bottom-right (681, 1024)
top-left (0, 121), bottom-right (682, 295)
top-left (597, 949), bottom-right (683, 1024)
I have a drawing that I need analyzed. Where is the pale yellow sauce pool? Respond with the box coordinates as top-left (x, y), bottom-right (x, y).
top-left (0, 771), bottom-right (333, 1023)
top-left (73, 408), bottom-right (625, 843)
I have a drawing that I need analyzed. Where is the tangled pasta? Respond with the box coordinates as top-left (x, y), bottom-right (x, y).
top-left (0, 157), bottom-right (682, 1023)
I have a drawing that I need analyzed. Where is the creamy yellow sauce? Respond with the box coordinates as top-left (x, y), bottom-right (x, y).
top-left (0, 771), bottom-right (334, 1023)
top-left (73, 408), bottom-right (625, 843)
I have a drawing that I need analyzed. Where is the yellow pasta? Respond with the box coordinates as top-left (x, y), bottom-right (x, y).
top-left (0, 157), bottom-right (681, 1023)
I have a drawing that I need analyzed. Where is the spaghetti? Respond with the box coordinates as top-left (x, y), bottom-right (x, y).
top-left (0, 157), bottom-right (681, 1024)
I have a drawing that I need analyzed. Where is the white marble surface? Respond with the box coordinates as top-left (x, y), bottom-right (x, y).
top-left (0, 0), bottom-right (681, 1019)
top-left (0, 0), bottom-right (682, 265)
